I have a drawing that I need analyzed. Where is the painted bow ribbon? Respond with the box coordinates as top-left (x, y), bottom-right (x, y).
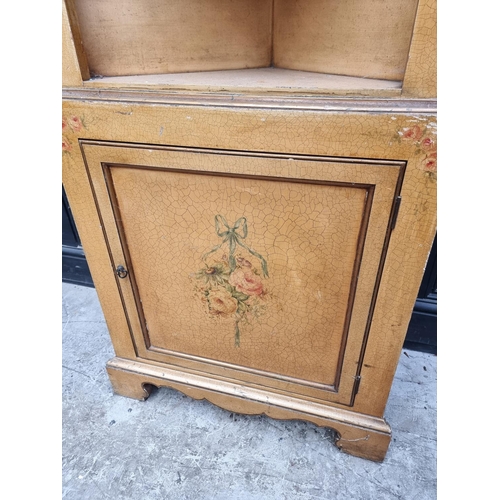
top-left (202, 215), bottom-right (268, 278)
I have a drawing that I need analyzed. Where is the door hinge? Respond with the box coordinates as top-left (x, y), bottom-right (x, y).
top-left (390, 196), bottom-right (402, 231)
top-left (353, 375), bottom-right (362, 395)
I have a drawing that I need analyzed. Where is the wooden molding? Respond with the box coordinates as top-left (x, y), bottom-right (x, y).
top-left (62, 88), bottom-right (436, 114)
top-left (107, 356), bottom-right (392, 462)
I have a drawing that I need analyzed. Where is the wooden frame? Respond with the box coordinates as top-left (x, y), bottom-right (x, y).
top-left (62, 0), bottom-right (437, 462)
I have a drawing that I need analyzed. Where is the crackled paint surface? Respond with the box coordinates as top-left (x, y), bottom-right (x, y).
top-left (62, 115), bottom-right (85, 152)
top-left (193, 215), bottom-right (269, 347)
top-left (108, 165), bottom-right (367, 385)
top-left (62, 98), bottom-right (436, 416)
top-left (402, 0), bottom-right (437, 98)
top-left (61, 0), bottom-right (437, 456)
top-left (394, 124), bottom-right (437, 179)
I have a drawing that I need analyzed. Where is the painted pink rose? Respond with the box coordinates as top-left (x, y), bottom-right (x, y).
top-left (401, 125), bottom-right (423, 141)
top-left (68, 116), bottom-right (83, 132)
top-left (422, 152), bottom-right (437, 172)
top-left (207, 288), bottom-right (238, 317)
top-left (421, 136), bottom-right (436, 151)
top-left (62, 118), bottom-right (68, 131)
top-left (62, 136), bottom-right (71, 151)
top-left (229, 268), bottom-right (263, 296)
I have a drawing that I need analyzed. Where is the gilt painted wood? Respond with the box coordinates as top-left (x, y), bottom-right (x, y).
top-left (106, 357), bottom-right (392, 462)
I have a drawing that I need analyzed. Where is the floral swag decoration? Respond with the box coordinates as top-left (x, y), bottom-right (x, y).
top-left (192, 215), bottom-right (269, 347)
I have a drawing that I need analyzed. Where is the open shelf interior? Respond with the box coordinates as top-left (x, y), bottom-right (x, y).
top-left (85, 68), bottom-right (402, 96)
top-left (73, 0), bottom-right (419, 95)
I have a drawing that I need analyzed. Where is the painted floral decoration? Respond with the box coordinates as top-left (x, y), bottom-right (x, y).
top-left (395, 124), bottom-right (437, 179)
top-left (192, 215), bottom-right (269, 347)
top-left (62, 115), bottom-right (85, 153)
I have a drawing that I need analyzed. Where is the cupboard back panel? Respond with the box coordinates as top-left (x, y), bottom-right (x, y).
top-left (273, 0), bottom-right (418, 81)
top-left (74, 0), bottom-right (273, 77)
top-left (72, 0), bottom-right (419, 82)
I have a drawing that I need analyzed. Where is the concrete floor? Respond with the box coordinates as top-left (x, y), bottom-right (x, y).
top-left (62, 283), bottom-right (437, 500)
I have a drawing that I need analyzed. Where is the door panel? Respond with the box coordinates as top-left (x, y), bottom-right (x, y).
top-left (81, 141), bottom-right (404, 405)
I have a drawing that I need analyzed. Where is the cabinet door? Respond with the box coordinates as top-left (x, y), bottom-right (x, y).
top-left (81, 141), bottom-right (404, 406)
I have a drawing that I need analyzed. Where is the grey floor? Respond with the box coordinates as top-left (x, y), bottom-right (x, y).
top-left (62, 283), bottom-right (437, 500)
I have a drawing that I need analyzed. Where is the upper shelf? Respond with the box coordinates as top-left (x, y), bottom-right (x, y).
top-left (85, 68), bottom-right (401, 97)
top-left (64, 0), bottom-right (436, 99)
